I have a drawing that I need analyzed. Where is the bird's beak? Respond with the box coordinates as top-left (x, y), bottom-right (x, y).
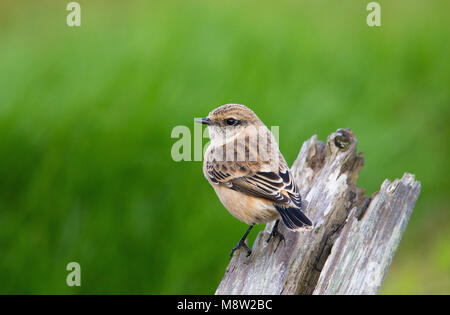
top-left (195, 118), bottom-right (212, 125)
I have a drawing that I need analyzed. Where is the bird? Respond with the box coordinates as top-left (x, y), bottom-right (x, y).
top-left (195, 104), bottom-right (313, 258)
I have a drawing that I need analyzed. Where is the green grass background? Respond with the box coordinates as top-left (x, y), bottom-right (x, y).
top-left (0, 0), bottom-right (449, 294)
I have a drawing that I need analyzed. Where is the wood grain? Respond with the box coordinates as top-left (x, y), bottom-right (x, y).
top-left (215, 129), bottom-right (420, 295)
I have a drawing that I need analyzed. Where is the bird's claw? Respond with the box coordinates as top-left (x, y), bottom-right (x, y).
top-left (266, 227), bottom-right (285, 244)
top-left (229, 241), bottom-right (252, 259)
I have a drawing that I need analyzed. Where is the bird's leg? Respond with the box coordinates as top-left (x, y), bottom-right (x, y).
top-left (229, 224), bottom-right (254, 259)
top-left (266, 219), bottom-right (285, 243)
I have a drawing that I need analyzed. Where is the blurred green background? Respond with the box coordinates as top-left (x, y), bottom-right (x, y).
top-left (0, 0), bottom-right (449, 294)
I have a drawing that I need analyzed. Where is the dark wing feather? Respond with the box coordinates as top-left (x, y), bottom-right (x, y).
top-left (206, 155), bottom-right (302, 208)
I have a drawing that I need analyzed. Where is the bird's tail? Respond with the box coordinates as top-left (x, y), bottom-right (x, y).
top-left (275, 205), bottom-right (313, 230)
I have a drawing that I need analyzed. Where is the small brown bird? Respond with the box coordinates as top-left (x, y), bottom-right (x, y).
top-left (196, 104), bottom-right (312, 258)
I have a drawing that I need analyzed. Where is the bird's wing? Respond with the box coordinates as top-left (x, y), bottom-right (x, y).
top-left (205, 152), bottom-right (301, 207)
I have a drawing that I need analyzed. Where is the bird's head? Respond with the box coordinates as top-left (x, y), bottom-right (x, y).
top-left (195, 104), bottom-right (263, 142)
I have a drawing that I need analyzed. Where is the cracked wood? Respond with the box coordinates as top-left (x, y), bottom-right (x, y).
top-left (215, 129), bottom-right (420, 295)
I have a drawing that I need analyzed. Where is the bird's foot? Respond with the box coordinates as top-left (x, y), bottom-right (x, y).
top-left (266, 220), bottom-right (285, 244)
top-left (229, 240), bottom-right (252, 259)
top-left (266, 229), bottom-right (285, 243)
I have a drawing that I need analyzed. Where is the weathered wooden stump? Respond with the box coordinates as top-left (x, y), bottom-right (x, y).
top-left (215, 129), bottom-right (420, 295)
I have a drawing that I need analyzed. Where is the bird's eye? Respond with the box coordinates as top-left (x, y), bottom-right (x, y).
top-left (226, 118), bottom-right (238, 126)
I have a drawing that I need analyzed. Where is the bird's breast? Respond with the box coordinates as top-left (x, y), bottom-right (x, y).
top-left (212, 185), bottom-right (279, 225)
